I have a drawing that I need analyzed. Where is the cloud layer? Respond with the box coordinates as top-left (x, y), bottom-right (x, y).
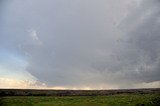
top-left (0, 0), bottom-right (160, 89)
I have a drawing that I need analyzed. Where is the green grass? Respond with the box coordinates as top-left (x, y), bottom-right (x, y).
top-left (0, 94), bottom-right (160, 106)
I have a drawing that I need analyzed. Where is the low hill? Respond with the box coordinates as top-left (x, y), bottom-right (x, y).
top-left (0, 88), bottom-right (160, 96)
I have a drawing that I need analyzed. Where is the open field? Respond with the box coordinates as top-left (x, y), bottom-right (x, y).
top-left (0, 94), bottom-right (160, 106)
top-left (0, 88), bottom-right (160, 106)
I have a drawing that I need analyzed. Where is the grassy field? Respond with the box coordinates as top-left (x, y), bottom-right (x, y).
top-left (0, 94), bottom-right (160, 106)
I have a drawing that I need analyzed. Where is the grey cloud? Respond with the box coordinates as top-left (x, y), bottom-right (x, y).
top-left (116, 0), bottom-right (160, 84)
top-left (0, 0), bottom-right (160, 88)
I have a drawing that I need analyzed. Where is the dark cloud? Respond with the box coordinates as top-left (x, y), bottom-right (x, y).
top-left (0, 0), bottom-right (160, 88)
top-left (113, 0), bottom-right (160, 86)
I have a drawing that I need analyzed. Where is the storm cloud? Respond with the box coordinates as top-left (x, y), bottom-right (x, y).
top-left (0, 0), bottom-right (160, 89)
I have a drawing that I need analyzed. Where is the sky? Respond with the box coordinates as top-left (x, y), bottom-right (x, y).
top-left (0, 0), bottom-right (160, 89)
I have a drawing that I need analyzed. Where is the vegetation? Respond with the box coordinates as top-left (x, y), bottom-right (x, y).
top-left (0, 89), bottom-right (159, 106)
top-left (0, 94), bottom-right (160, 106)
top-left (0, 88), bottom-right (160, 96)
